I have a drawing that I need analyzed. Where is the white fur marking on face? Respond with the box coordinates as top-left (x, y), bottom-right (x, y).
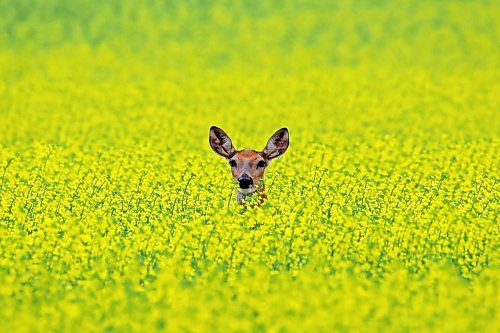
top-left (238, 187), bottom-right (255, 194)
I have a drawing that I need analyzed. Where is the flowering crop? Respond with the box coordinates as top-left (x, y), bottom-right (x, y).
top-left (0, 1), bottom-right (498, 332)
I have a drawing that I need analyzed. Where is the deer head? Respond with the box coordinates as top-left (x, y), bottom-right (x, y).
top-left (209, 126), bottom-right (289, 204)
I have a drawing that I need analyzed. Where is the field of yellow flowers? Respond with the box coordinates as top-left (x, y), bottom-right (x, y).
top-left (0, 1), bottom-right (498, 332)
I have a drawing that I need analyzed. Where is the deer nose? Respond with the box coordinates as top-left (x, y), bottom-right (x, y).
top-left (238, 175), bottom-right (253, 189)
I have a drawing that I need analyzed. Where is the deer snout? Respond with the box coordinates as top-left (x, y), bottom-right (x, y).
top-left (238, 174), bottom-right (253, 189)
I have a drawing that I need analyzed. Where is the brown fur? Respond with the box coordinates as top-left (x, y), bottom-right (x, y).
top-left (209, 126), bottom-right (289, 206)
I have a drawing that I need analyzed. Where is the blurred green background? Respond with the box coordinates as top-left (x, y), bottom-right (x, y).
top-left (1, 0), bottom-right (498, 77)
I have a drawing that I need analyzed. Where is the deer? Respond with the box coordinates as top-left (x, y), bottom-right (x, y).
top-left (209, 126), bottom-right (289, 205)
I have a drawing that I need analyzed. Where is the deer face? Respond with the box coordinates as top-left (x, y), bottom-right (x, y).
top-left (209, 126), bottom-right (289, 196)
top-left (227, 149), bottom-right (267, 193)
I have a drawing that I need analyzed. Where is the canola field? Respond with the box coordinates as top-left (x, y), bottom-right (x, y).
top-left (0, 1), bottom-right (498, 332)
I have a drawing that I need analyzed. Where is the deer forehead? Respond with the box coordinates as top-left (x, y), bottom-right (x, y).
top-left (234, 149), bottom-right (264, 162)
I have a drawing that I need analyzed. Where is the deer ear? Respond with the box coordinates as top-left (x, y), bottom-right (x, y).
top-left (209, 126), bottom-right (236, 158)
top-left (263, 128), bottom-right (289, 160)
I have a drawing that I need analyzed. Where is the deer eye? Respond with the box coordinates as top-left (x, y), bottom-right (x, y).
top-left (229, 160), bottom-right (237, 168)
top-left (257, 160), bottom-right (266, 168)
